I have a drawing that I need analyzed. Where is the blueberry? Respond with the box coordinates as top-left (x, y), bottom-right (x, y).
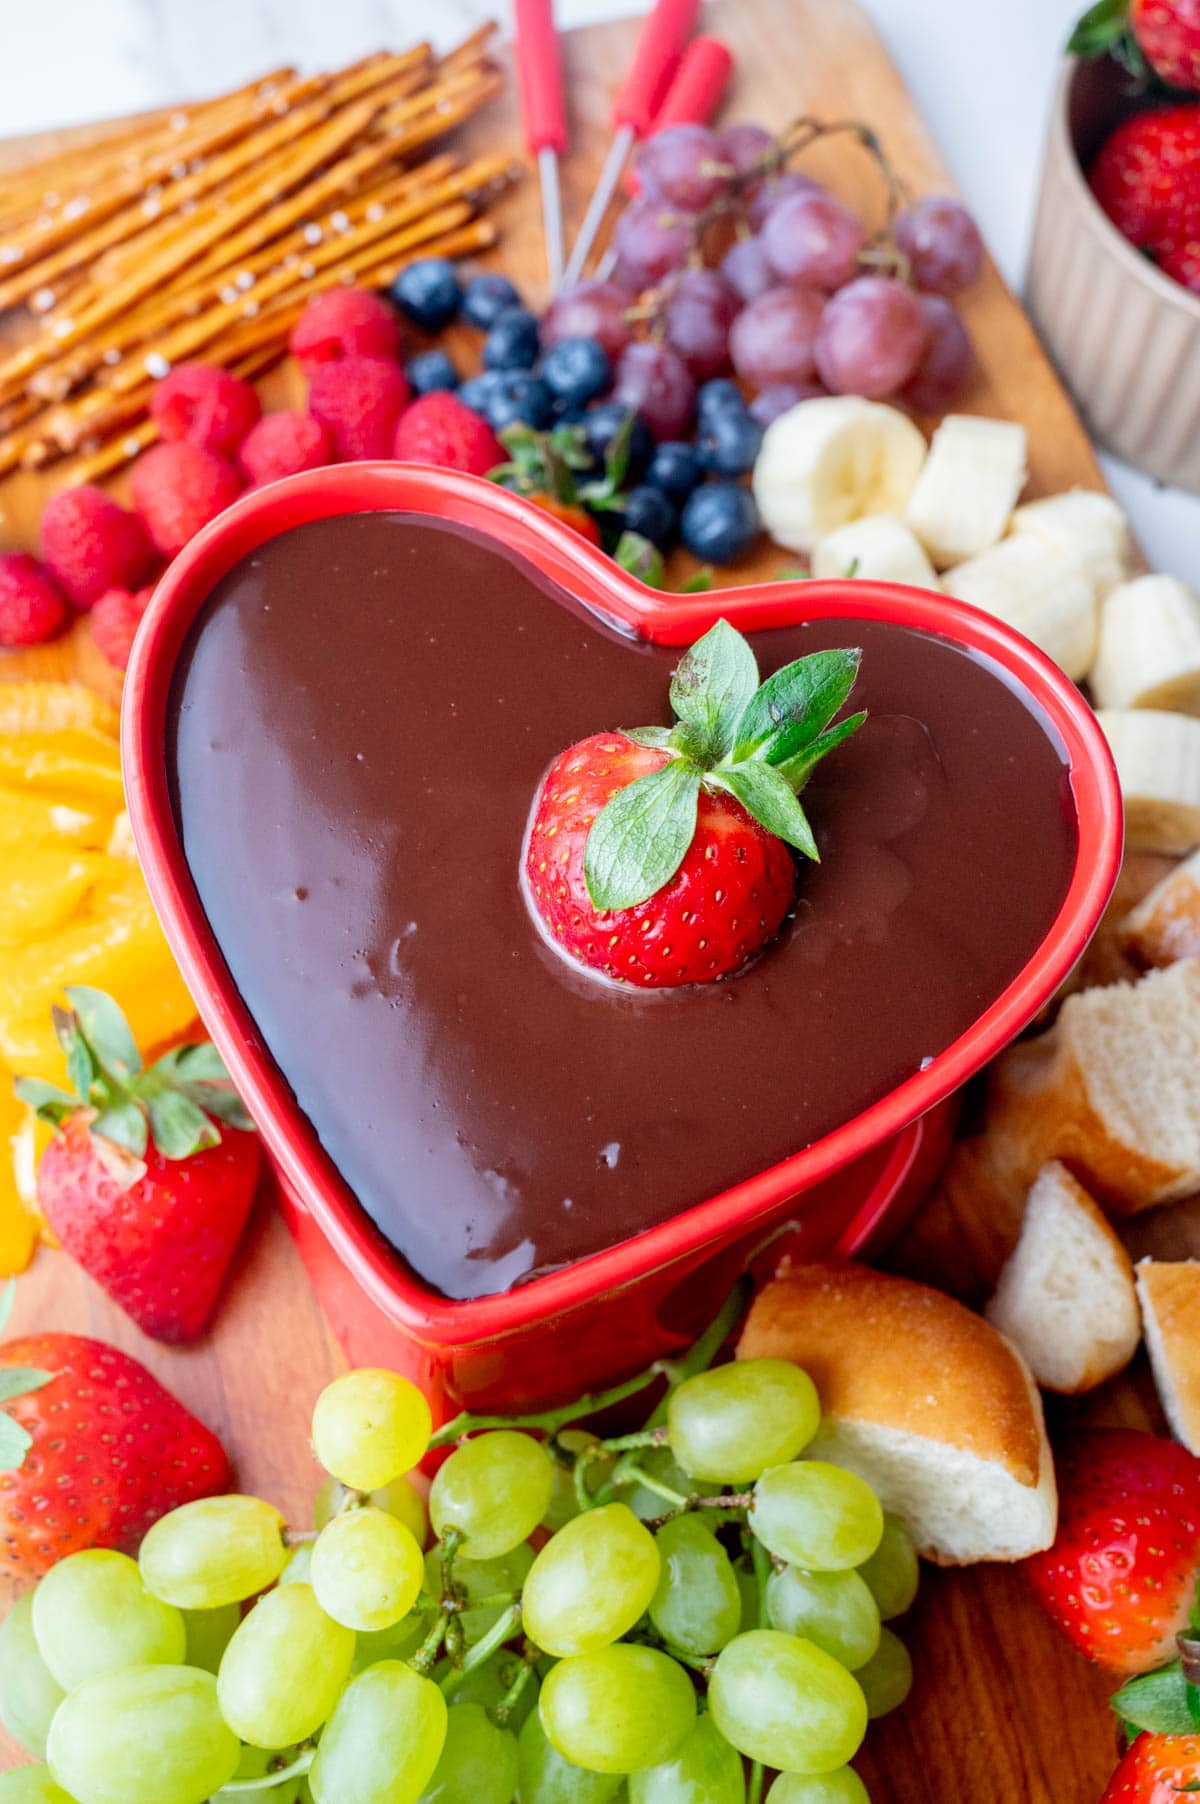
top-left (463, 273), bottom-right (522, 330)
top-left (622, 485), bottom-right (678, 552)
top-left (458, 371), bottom-right (505, 415)
top-left (485, 372), bottom-right (553, 431)
top-left (390, 257), bottom-right (462, 330)
top-left (583, 401), bottom-right (653, 477)
top-left (697, 411), bottom-right (763, 477)
top-left (697, 378), bottom-right (747, 422)
top-left (541, 336), bottom-right (611, 406)
top-left (405, 349), bottom-right (460, 395)
top-left (680, 483), bottom-right (760, 564)
top-left (482, 307), bottom-right (541, 372)
top-left (645, 441), bottom-right (701, 504)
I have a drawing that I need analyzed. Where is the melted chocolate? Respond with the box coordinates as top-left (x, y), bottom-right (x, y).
top-left (167, 514), bottom-right (1076, 1300)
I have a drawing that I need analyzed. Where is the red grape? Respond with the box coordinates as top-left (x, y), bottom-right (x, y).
top-left (747, 170), bottom-right (824, 232)
top-left (894, 196), bottom-right (984, 295)
top-left (748, 381), bottom-right (826, 426)
top-left (613, 341), bottom-right (697, 439)
top-left (729, 286), bottom-right (825, 387)
top-left (663, 268), bottom-right (741, 379)
top-left (717, 123), bottom-right (776, 177)
top-left (762, 189), bottom-right (867, 289)
top-left (813, 275), bottom-right (929, 399)
top-left (542, 280), bottom-right (635, 361)
top-left (901, 294), bottom-right (974, 411)
top-left (612, 197), bottom-right (696, 289)
top-left (720, 235), bottom-right (776, 304)
top-left (636, 124), bottom-right (733, 212)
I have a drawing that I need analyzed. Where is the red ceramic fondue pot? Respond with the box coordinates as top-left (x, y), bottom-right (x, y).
top-left (122, 464), bottom-right (1122, 1421)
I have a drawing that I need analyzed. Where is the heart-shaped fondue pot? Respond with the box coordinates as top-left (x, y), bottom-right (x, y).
top-left (123, 465), bottom-right (1121, 1416)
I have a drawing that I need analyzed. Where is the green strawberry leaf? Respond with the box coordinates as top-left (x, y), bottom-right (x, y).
top-left (623, 726), bottom-right (673, 750)
top-left (1112, 1662), bottom-right (1200, 1736)
top-left (66, 986), bottom-right (142, 1083)
top-left (670, 619), bottom-right (760, 766)
top-left (771, 711), bottom-right (868, 791)
top-left (0, 1367), bottom-right (52, 1404)
top-left (714, 761), bottom-right (819, 861)
top-left (172, 1043), bottom-right (232, 1084)
top-left (585, 758), bottom-right (702, 911)
top-left (188, 1088), bottom-right (254, 1132)
top-left (678, 568), bottom-right (715, 593)
top-left (733, 647), bottom-right (861, 761)
top-left (616, 531), bottom-right (665, 588)
top-left (0, 1281), bottom-right (14, 1335)
top-left (0, 1414), bottom-right (32, 1473)
top-left (1067, 0), bottom-right (1129, 56)
top-left (91, 1099), bottom-right (149, 1158)
top-left (12, 1076), bottom-right (78, 1127)
top-left (148, 1090), bottom-right (221, 1160)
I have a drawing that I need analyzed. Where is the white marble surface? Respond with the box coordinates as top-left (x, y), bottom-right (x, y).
top-left (2, 0), bottom-right (1197, 581)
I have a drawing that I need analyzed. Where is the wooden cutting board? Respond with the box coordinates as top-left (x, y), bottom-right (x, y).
top-left (0, 3), bottom-right (1157, 1796)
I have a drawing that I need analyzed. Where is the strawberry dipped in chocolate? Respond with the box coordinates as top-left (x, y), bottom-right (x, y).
top-left (525, 620), bottom-right (864, 987)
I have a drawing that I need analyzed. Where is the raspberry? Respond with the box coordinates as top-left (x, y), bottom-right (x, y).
top-left (392, 391), bottom-right (505, 476)
top-left (40, 484), bottom-right (153, 610)
top-left (131, 442), bottom-right (243, 558)
top-left (149, 363), bottom-right (262, 457)
top-left (0, 554), bottom-right (67, 647)
top-left (307, 356), bottom-right (410, 461)
top-left (239, 410), bottom-right (333, 486)
top-left (92, 584), bottom-right (156, 672)
top-left (290, 287), bottom-right (401, 368)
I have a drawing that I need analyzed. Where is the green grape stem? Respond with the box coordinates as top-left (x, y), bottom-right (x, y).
top-left (410, 1608), bottom-right (450, 1676)
top-left (493, 1651), bottom-right (537, 1727)
top-left (747, 1761), bottom-right (765, 1804)
top-left (440, 1603), bottom-right (522, 1693)
top-left (216, 1749), bottom-right (316, 1795)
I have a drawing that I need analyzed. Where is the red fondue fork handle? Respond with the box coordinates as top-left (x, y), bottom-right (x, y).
top-left (514, 0), bottom-right (569, 288)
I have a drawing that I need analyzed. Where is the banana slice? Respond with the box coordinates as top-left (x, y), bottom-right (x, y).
top-left (1010, 490), bottom-right (1132, 601)
top-left (904, 415), bottom-right (1028, 567)
top-left (941, 537), bottom-right (1097, 679)
top-left (1097, 708), bottom-right (1200, 853)
top-left (1091, 575), bottom-right (1200, 713)
top-left (810, 514), bottom-right (940, 588)
top-left (751, 396), bottom-right (927, 556)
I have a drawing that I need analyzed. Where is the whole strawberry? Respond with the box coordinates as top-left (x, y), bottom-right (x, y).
top-left (0, 1317), bottom-right (230, 1578)
top-left (1026, 1429), bottom-right (1200, 1675)
top-left (1073, 0), bottom-right (1200, 90)
top-left (1089, 106), bottom-right (1200, 251)
top-left (525, 619), bottom-right (864, 987)
top-left (1102, 1733), bottom-right (1200, 1802)
top-left (16, 986), bottom-right (259, 1343)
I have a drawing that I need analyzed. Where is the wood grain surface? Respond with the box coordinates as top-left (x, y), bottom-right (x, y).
top-left (0, 3), bottom-right (1166, 1796)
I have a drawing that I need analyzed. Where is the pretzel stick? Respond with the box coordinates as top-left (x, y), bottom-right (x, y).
top-left (437, 22), bottom-right (499, 70)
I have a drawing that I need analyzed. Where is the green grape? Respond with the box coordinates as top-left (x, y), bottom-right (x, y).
top-left (32, 1549), bottom-right (186, 1691)
top-left (767, 1771), bottom-right (870, 1804)
top-left (222, 1744), bottom-right (304, 1804)
top-left (309, 1660), bottom-right (447, 1804)
top-left (540, 1646), bottom-right (696, 1776)
top-left (445, 1652), bottom-right (539, 1731)
top-left (316, 1475), bottom-right (429, 1548)
top-left (516, 1711), bottom-right (624, 1804)
top-left (430, 1431), bottom-right (554, 1561)
top-left (622, 1449), bottom-right (696, 1523)
top-left (139, 1495), bottom-right (288, 1609)
top-left (628, 1711), bottom-right (746, 1803)
top-left (311, 1369), bottom-right (432, 1493)
top-left (0, 1769), bottom-right (78, 1802)
top-left (217, 1580), bottom-right (355, 1746)
top-left (46, 1663), bottom-right (239, 1804)
top-left (522, 1504), bottom-right (660, 1658)
top-left (857, 1516), bottom-right (918, 1622)
top-left (311, 1505), bottom-right (424, 1631)
top-left (417, 1700), bottom-right (518, 1803)
top-left (280, 1543), bottom-right (315, 1585)
top-left (424, 1543), bottom-right (534, 1644)
top-left (667, 1361), bottom-right (820, 1485)
top-left (765, 1567), bottom-right (880, 1672)
top-left (854, 1628), bottom-right (912, 1719)
top-left (750, 1465), bottom-right (883, 1572)
top-left (649, 1517), bottom-right (742, 1656)
top-left (353, 1607), bottom-right (431, 1671)
top-left (735, 1565), bottom-right (759, 1633)
top-left (708, 1631), bottom-right (867, 1775)
top-left (542, 1461), bottom-right (582, 1533)
top-left (182, 1602), bottom-right (241, 1675)
top-left (0, 1592), bottom-right (65, 1757)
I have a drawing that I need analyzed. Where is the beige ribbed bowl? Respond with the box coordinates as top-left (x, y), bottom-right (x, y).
top-left (1028, 57), bottom-right (1200, 495)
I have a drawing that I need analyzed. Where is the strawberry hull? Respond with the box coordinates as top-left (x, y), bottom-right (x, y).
top-left (122, 465), bottom-right (1121, 1421)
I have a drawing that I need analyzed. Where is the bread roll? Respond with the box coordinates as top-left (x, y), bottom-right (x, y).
top-left (1136, 1260), bottom-right (1200, 1455)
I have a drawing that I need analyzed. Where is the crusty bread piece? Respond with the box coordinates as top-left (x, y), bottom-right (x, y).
top-left (737, 1263), bottom-right (1057, 1565)
top-left (1136, 1260), bottom-right (1200, 1454)
top-left (985, 1162), bottom-right (1139, 1393)
top-left (984, 959), bottom-right (1200, 1215)
top-left (1122, 849), bottom-right (1200, 968)
top-left (1072, 849), bottom-right (1180, 993)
